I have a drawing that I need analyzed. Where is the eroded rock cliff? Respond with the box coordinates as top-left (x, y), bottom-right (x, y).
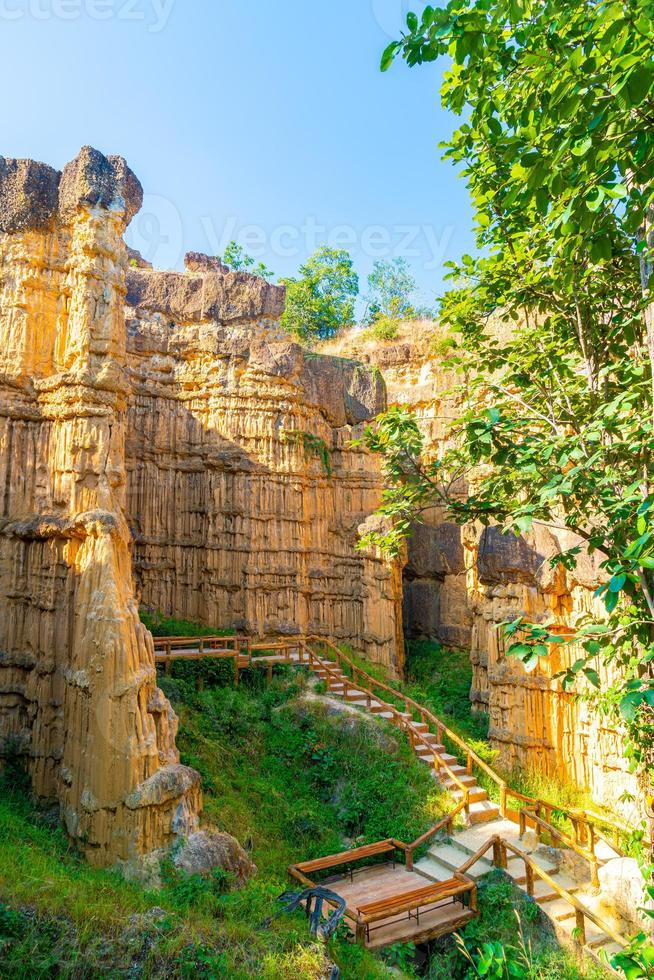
top-left (124, 260), bottom-right (403, 671)
top-left (0, 148), bottom-right (404, 867)
top-left (321, 323), bottom-right (641, 818)
top-left (0, 148), bottom-right (202, 867)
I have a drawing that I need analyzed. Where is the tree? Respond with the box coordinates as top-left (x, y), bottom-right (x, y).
top-left (366, 0), bottom-right (654, 835)
top-left (281, 246), bottom-right (359, 342)
top-left (366, 258), bottom-right (418, 323)
top-left (221, 241), bottom-right (274, 281)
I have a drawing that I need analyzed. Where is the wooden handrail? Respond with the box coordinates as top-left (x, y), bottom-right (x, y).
top-left (309, 636), bottom-right (504, 791)
top-left (454, 835), bottom-right (627, 951)
top-left (155, 629), bottom-right (635, 877)
top-left (406, 801), bottom-right (468, 856)
top-left (306, 642), bottom-right (472, 811)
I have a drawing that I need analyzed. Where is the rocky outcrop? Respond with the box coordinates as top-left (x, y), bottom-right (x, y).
top-left (321, 324), bottom-right (641, 819)
top-left (0, 148), bottom-right (203, 868)
top-left (0, 148), bottom-right (403, 867)
top-left (173, 829), bottom-right (257, 886)
top-left (124, 256), bottom-right (403, 671)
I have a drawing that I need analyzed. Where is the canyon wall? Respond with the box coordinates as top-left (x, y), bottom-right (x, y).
top-left (322, 324), bottom-right (641, 818)
top-left (0, 149), bottom-right (203, 867)
top-left (123, 255), bottom-right (403, 673)
top-left (0, 147), bottom-right (404, 866)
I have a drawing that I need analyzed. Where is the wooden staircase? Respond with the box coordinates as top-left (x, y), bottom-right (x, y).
top-left (310, 652), bottom-right (500, 825)
top-left (414, 821), bottom-right (625, 969)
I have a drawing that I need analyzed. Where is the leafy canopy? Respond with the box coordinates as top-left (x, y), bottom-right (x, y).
top-left (367, 0), bottom-right (654, 819)
top-left (221, 241), bottom-right (275, 281)
top-left (281, 246), bottom-right (359, 343)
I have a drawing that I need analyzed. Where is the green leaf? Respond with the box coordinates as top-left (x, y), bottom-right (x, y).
top-left (380, 41), bottom-right (400, 72)
top-left (609, 573), bottom-right (627, 593)
top-left (406, 11), bottom-right (418, 31)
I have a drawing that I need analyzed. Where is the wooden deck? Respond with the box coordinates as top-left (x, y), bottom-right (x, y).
top-left (323, 864), bottom-right (477, 949)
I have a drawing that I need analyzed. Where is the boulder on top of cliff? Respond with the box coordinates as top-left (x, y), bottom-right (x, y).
top-left (173, 830), bottom-right (257, 887)
top-left (184, 251), bottom-right (230, 274)
top-left (300, 354), bottom-right (386, 427)
top-left (0, 156), bottom-right (61, 233)
top-left (58, 146), bottom-right (143, 225)
top-left (126, 266), bottom-right (285, 324)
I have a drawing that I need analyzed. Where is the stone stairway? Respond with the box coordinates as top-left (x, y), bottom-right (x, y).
top-left (309, 649), bottom-right (626, 972)
top-left (415, 820), bottom-right (624, 970)
top-left (310, 653), bottom-right (500, 826)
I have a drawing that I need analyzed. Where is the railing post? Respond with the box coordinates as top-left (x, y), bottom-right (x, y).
top-left (519, 809), bottom-right (526, 838)
top-left (406, 849), bottom-right (414, 872)
top-left (500, 842), bottom-right (508, 870)
top-left (355, 916), bottom-right (366, 945)
top-left (466, 750), bottom-right (473, 776)
top-left (233, 654), bottom-right (239, 687)
top-left (464, 789), bottom-right (471, 821)
top-left (500, 783), bottom-right (507, 818)
top-left (525, 861), bottom-right (534, 897)
top-left (588, 825), bottom-right (600, 891)
top-left (575, 909), bottom-right (586, 946)
top-left (492, 837), bottom-right (502, 868)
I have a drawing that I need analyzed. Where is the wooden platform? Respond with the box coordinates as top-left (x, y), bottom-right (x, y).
top-left (313, 864), bottom-right (477, 949)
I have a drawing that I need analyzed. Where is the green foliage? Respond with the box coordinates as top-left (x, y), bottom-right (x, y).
top-left (1, 669), bottom-right (437, 977)
top-left (282, 429), bottom-right (333, 477)
top-left (363, 316), bottom-right (400, 342)
top-left (281, 246), bottom-right (359, 342)
top-left (369, 0), bottom-right (654, 804)
top-left (366, 258), bottom-right (418, 323)
top-left (221, 241), bottom-right (275, 281)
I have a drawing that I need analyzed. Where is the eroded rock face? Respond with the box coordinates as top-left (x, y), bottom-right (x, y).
top-left (123, 263), bottom-right (403, 672)
top-left (0, 148), bottom-right (202, 867)
top-left (321, 324), bottom-right (641, 819)
top-left (0, 150), bottom-right (404, 867)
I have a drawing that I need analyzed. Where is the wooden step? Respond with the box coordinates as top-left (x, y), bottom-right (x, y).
top-left (441, 773), bottom-right (478, 788)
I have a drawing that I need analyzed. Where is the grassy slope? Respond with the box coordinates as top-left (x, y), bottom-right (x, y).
top-left (0, 619), bottom-right (609, 978)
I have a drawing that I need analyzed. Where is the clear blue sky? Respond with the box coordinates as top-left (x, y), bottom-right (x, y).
top-left (1, 0), bottom-right (474, 308)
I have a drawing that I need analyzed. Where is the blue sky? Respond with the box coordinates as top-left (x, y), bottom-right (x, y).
top-left (1, 0), bottom-right (474, 307)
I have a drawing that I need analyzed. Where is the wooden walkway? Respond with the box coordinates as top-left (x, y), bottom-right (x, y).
top-left (152, 631), bottom-right (639, 960)
top-left (325, 865), bottom-right (476, 949)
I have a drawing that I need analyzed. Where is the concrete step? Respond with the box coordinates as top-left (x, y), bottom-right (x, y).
top-left (442, 773), bottom-right (478, 788)
top-left (468, 800), bottom-right (502, 825)
top-left (504, 851), bottom-right (560, 884)
top-left (427, 843), bottom-right (494, 880)
top-left (414, 856), bottom-right (453, 882)
top-left (540, 896), bottom-right (576, 923)
top-left (534, 871), bottom-right (578, 903)
top-left (349, 698), bottom-right (383, 709)
top-left (451, 787), bottom-right (489, 804)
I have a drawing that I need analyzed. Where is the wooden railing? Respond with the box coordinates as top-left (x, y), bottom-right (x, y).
top-left (303, 639), bottom-right (473, 817)
top-left (303, 636), bottom-right (638, 882)
top-left (153, 629), bottom-right (643, 879)
top-left (456, 835), bottom-right (628, 953)
top-left (289, 838), bottom-right (477, 945)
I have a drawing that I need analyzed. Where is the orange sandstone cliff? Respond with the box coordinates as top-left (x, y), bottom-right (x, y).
top-left (321, 323), bottom-right (642, 819)
top-left (0, 148), bottom-right (403, 867)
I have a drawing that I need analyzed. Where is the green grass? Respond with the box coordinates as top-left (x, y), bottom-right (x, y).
top-left (0, 667), bottom-right (450, 979)
top-left (139, 610), bottom-right (235, 638)
top-left (0, 632), bottom-right (615, 978)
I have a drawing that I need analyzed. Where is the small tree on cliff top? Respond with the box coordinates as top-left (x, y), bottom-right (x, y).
top-left (281, 246), bottom-right (359, 343)
top-left (367, 0), bottom-right (654, 843)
